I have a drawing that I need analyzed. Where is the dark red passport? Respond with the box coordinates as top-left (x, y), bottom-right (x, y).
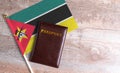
top-left (29, 22), bottom-right (67, 68)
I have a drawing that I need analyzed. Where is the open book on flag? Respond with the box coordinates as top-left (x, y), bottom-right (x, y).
top-left (6, 0), bottom-right (78, 72)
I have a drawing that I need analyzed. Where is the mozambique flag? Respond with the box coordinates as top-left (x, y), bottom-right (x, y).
top-left (4, 17), bottom-right (35, 73)
top-left (7, 0), bottom-right (78, 72)
top-left (5, 18), bottom-right (35, 55)
top-left (9, 0), bottom-right (78, 55)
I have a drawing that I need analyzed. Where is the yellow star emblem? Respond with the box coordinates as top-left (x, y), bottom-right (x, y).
top-left (14, 27), bottom-right (28, 42)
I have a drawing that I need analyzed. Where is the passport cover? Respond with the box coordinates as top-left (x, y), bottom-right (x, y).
top-left (30, 22), bottom-right (68, 68)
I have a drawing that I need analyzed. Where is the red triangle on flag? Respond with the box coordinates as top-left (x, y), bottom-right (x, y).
top-left (5, 18), bottom-right (35, 55)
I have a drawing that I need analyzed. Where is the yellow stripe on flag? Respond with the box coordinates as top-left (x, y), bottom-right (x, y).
top-left (24, 35), bottom-right (36, 55)
top-left (57, 16), bottom-right (78, 32)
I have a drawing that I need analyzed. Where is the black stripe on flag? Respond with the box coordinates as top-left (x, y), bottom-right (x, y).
top-left (28, 4), bottom-right (72, 34)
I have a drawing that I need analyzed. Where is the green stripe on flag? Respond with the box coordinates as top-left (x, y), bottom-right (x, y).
top-left (9, 0), bottom-right (65, 22)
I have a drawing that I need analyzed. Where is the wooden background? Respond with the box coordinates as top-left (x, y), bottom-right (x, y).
top-left (0, 0), bottom-right (120, 73)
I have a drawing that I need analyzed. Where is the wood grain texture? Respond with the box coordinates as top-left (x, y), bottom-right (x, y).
top-left (0, 0), bottom-right (120, 73)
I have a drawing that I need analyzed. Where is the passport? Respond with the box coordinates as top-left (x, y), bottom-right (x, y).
top-left (30, 22), bottom-right (67, 68)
